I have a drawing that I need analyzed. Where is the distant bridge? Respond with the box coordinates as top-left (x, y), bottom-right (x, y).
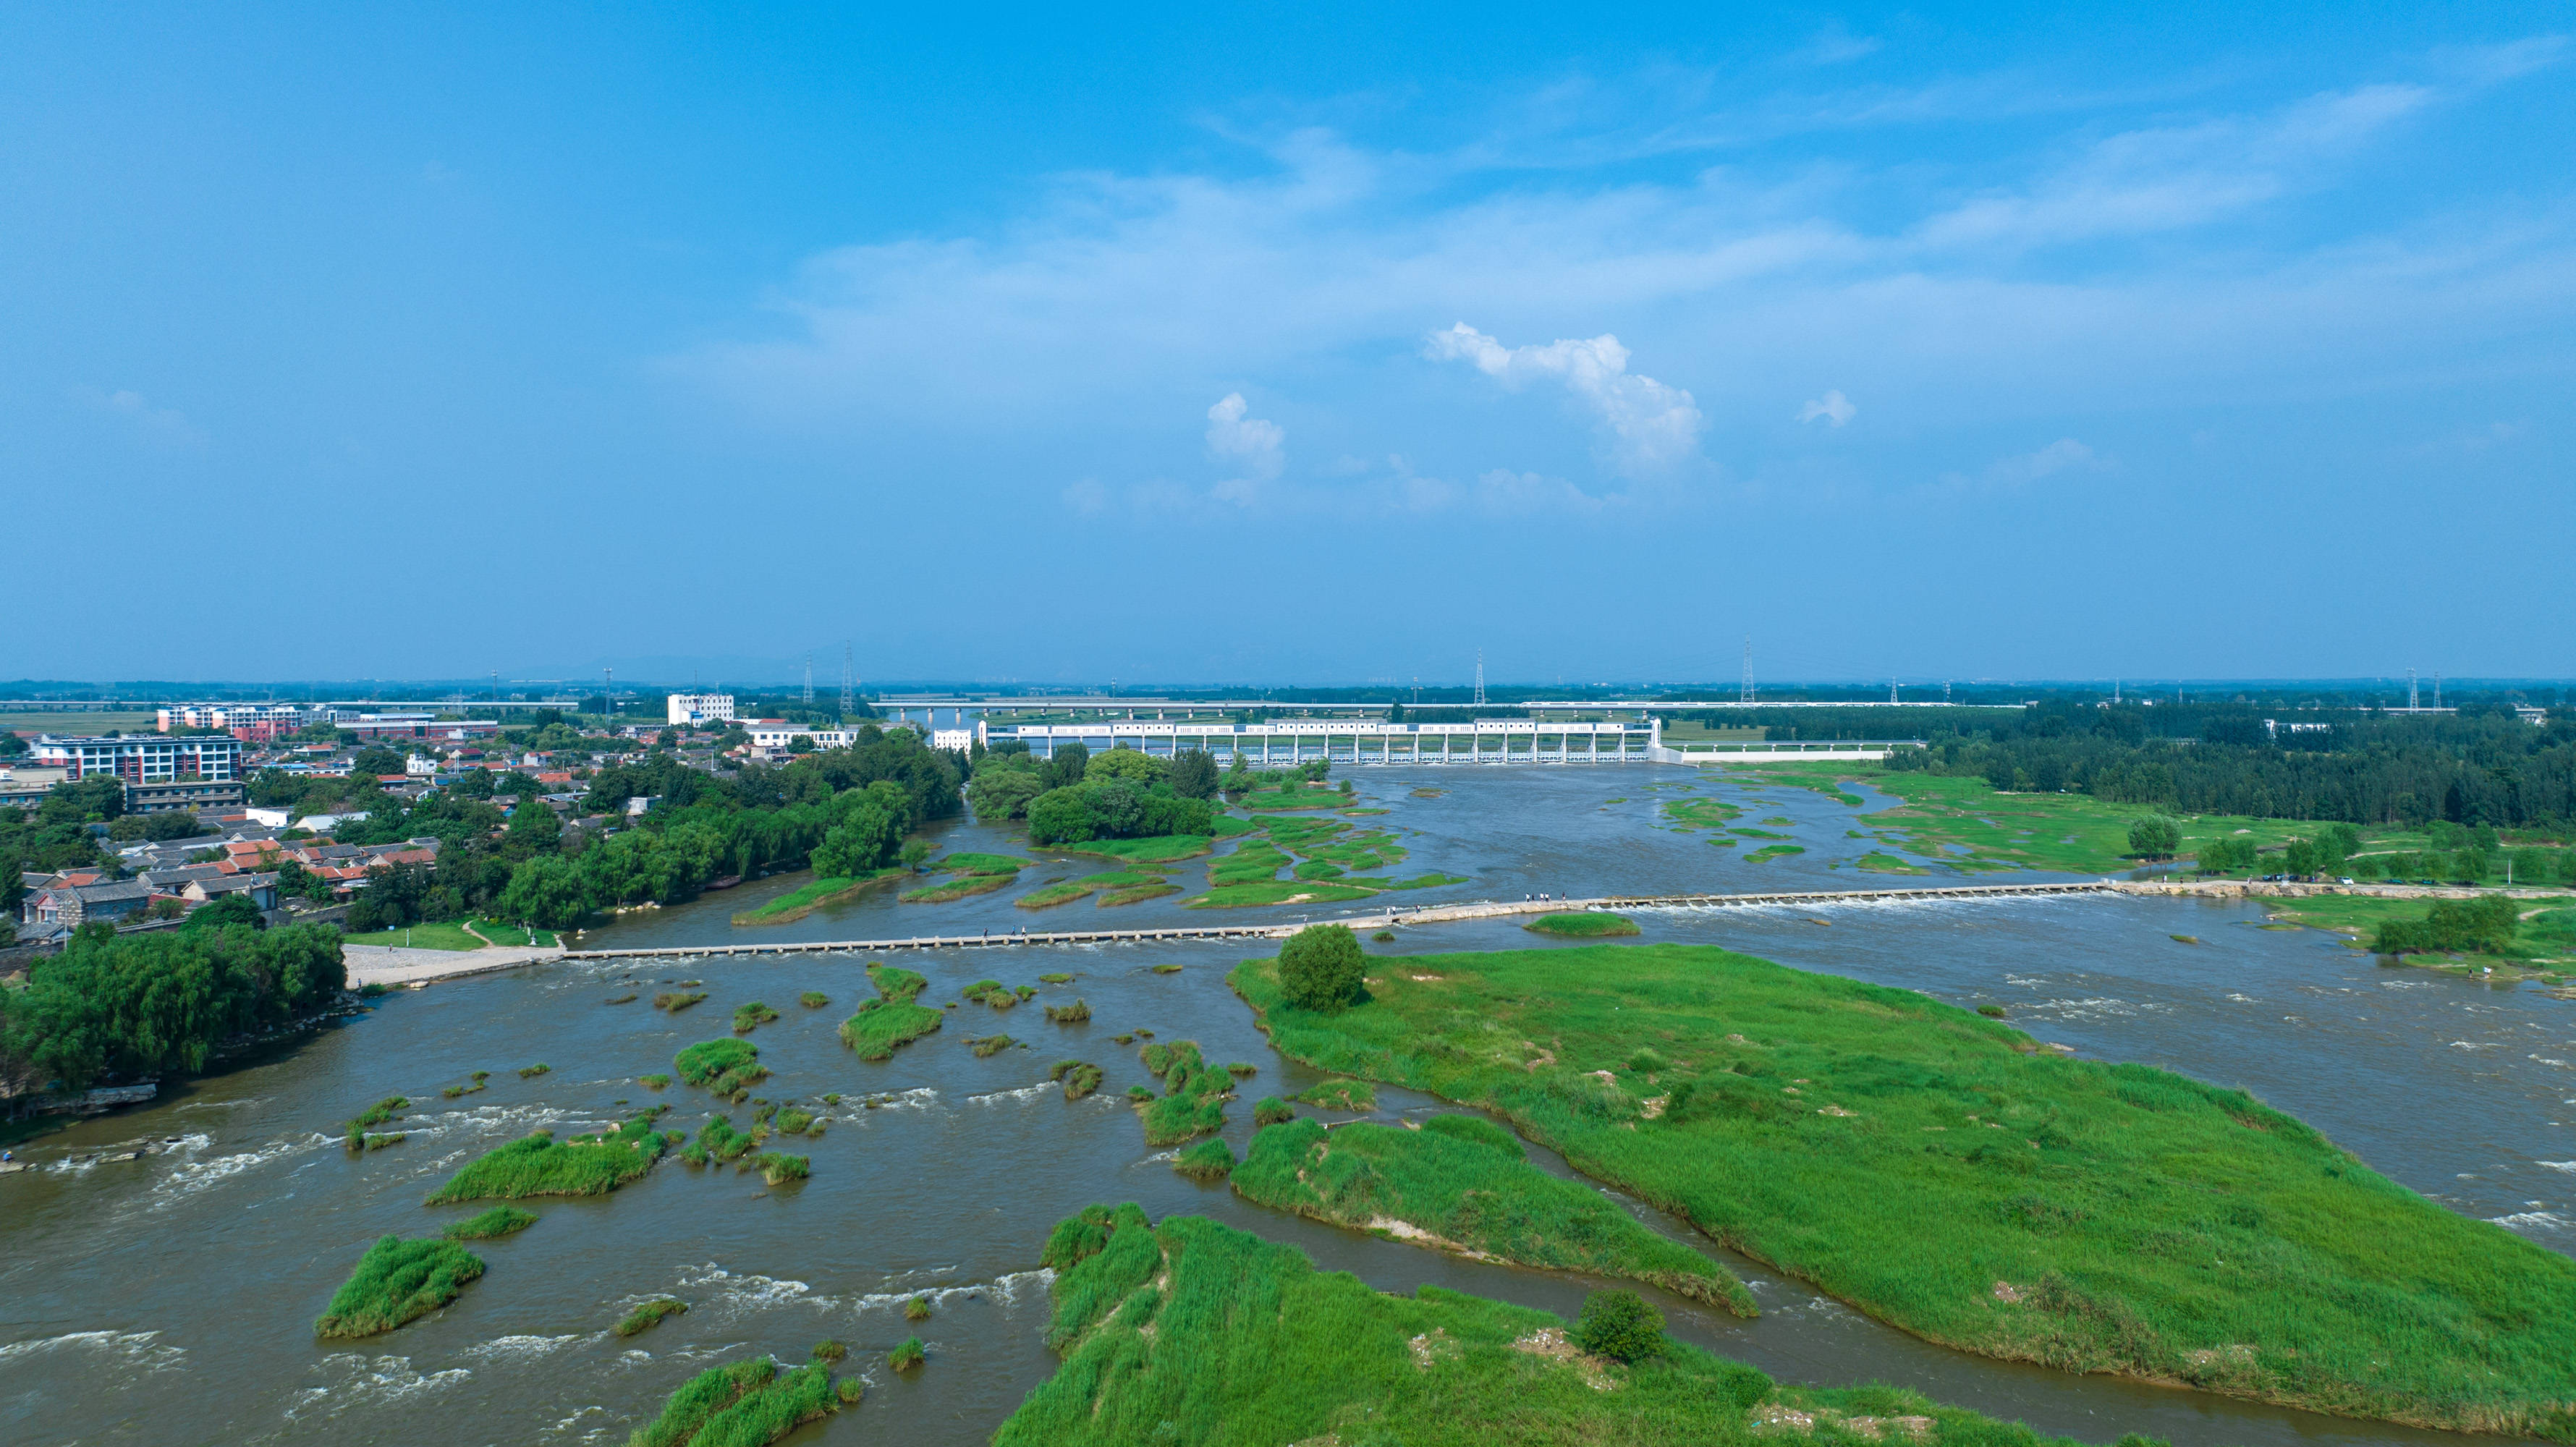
top-left (556, 881), bottom-right (2113, 959)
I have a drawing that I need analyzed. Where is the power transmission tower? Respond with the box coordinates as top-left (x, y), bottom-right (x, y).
top-left (841, 643), bottom-right (855, 718)
top-left (1740, 638), bottom-right (1753, 704)
top-left (1890, 679), bottom-right (1899, 704)
top-left (603, 667), bottom-right (613, 720)
top-left (2433, 672), bottom-right (2442, 709)
top-left (1473, 650), bottom-right (1486, 708)
top-left (802, 655), bottom-right (814, 706)
top-left (2408, 669), bottom-right (2419, 710)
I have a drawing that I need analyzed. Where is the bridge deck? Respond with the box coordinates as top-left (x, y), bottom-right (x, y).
top-left (556, 881), bottom-right (2111, 959)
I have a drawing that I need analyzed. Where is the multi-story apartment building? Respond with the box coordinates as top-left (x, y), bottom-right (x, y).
top-left (667, 692), bottom-right (736, 726)
top-left (33, 732), bottom-right (242, 784)
top-left (158, 702), bottom-right (308, 742)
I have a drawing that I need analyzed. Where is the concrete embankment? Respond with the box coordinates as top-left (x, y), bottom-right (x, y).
top-left (343, 942), bottom-right (566, 988)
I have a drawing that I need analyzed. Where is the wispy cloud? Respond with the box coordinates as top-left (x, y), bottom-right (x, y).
top-left (1205, 392), bottom-right (1284, 504)
top-left (1798, 389), bottom-right (1855, 426)
top-left (77, 387), bottom-right (206, 450)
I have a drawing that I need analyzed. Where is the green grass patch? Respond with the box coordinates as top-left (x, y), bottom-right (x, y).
top-left (640, 1074), bottom-right (671, 1091)
top-left (654, 990), bottom-right (708, 1012)
top-left (1044, 998), bottom-right (1092, 1023)
top-left (838, 964), bottom-right (945, 1061)
top-left (902, 870), bottom-right (1016, 903)
top-left (1175, 1137), bottom-right (1237, 1181)
top-left (1018, 869), bottom-right (1160, 909)
top-left (313, 1235), bottom-right (484, 1338)
top-left (1743, 844), bottom-right (1805, 862)
top-left (424, 1111), bottom-right (672, 1202)
top-left (1187, 880), bottom-right (1381, 909)
top-left (615, 1296), bottom-right (687, 1337)
top-left (1238, 1116), bottom-right (1755, 1314)
top-left (1240, 786), bottom-right (1347, 812)
top-left (1231, 941), bottom-right (2576, 1438)
top-left (1001, 1204), bottom-right (2142, 1447)
top-left (441, 1205), bottom-right (538, 1240)
top-left (676, 1038), bottom-right (768, 1095)
top-left (516, 1062), bottom-right (551, 1078)
top-left (1137, 1040), bottom-right (1232, 1145)
top-left (1102, 881), bottom-right (1182, 906)
top-left (1295, 1079), bottom-right (1375, 1111)
top-left (889, 1336), bottom-right (925, 1371)
top-left (339, 920), bottom-right (487, 951)
top-left (797, 990), bottom-right (829, 1009)
top-left (1524, 911), bottom-right (1639, 937)
top-left (1660, 797), bottom-right (1743, 830)
top-left (1040, 972), bottom-right (1075, 983)
top-left (627, 1355), bottom-right (842, 1447)
top-left (748, 1151), bottom-right (810, 1186)
top-left (1209, 814), bottom-right (1263, 839)
top-left (1376, 873), bottom-right (1472, 891)
top-left (939, 852), bottom-right (1033, 874)
top-left (1053, 834), bottom-right (1215, 863)
top-left (1857, 852), bottom-right (1930, 874)
top-left (968, 1033), bottom-right (1019, 1058)
top-left (1729, 827), bottom-right (1792, 839)
top-left (731, 1001), bottom-right (780, 1032)
top-left (731, 867), bottom-right (904, 925)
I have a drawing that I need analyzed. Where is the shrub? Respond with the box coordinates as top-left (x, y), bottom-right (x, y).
top-left (615, 1297), bottom-right (688, 1337)
top-left (1277, 924), bottom-right (1365, 1012)
top-left (889, 1336), bottom-right (925, 1371)
top-left (1373, 930), bottom-right (1395, 942)
top-left (1977, 1003), bottom-right (2009, 1019)
top-left (811, 1338), bottom-right (847, 1362)
top-left (313, 1236), bottom-right (485, 1337)
top-left (836, 1378), bottom-right (865, 1405)
top-left (1174, 1137), bottom-right (1236, 1181)
top-left (641, 1074), bottom-right (672, 1090)
top-left (1574, 1289), bottom-right (1664, 1362)
top-left (905, 1295), bottom-right (933, 1321)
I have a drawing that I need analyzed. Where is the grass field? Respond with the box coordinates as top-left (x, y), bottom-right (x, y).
top-left (1232, 941), bottom-right (2576, 1438)
top-left (900, 870), bottom-right (1016, 903)
top-left (1236, 1116), bottom-right (1756, 1312)
top-left (2250, 896), bottom-right (2576, 978)
top-left (339, 920), bottom-right (488, 951)
top-left (1660, 797), bottom-right (1743, 831)
top-left (1051, 834), bottom-right (1215, 863)
top-left (731, 869), bottom-right (904, 925)
top-left (313, 1235), bottom-right (484, 1338)
top-left (998, 1205), bottom-right (2168, 1447)
top-left (1187, 880), bottom-right (1381, 909)
top-left (1525, 911), bottom-right (1640, 937)
top-left (1019, 870), bottom-right (1164, 909)
top-left (1239, 784), bottom-right (1350, 812)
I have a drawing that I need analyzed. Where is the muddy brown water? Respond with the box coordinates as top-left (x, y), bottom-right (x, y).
top-left (3, 768), bottom-right (2569, 1446)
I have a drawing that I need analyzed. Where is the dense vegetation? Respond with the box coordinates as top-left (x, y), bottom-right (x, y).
top-left (1235, 1116), bottom-right (1757, 1313)
top-left (1000, 1203), bottom-right (2167, 1447)
top-left (1525, 910), bottom-right (1640, 937)
top-left (0, 921), bottom-right (345, 1096)
top-left (1232, 942), bottom-right (2576, 1438)
top-left (1876, 700), bottom-right (2576, 829)
top-left (674, 1038), bottom-right (767, 1095)
top-left (1136, 1039), bottom-right (1232, 1145)
top-left (313, 1235), bottom-right (485, 1338)
top-left (423, 1111), bottom-right (673, 1202)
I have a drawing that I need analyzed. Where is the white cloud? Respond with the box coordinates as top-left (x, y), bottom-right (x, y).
top-left (1798, 389), bottom-right (1856, 426)
top-left (1205, 392), bottom-right (1284, 504)
top-left (1979, 438), bottom-right (2104, 486)
top-left (1424, 323), bottom-right (1703, 472)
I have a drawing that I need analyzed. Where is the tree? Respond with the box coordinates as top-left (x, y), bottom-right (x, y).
top-left (496, 854), bottom-right (587, 928)
top-left (2126, 816), bottom-right (2181, 860)
top-left (184, 894), bottom-right (265, 931)
top-left (1574, 1290), bottom-right (1664, 1362)
top-left (1300, 759), bottom-right (1331, 781)
top-left (1026, 786), bottom-right (1098, 846)
top-left (967, 765), bottom-right (1048, 822)
top-left (1168, 750), bottom-right (1219, 800)
top-left (504, 800), bottom-right (562, 859)
top-left (1046, 742), bottom-right (1091, 790)
top-left (899, 839), bottom-right (931, 873)
top-left (1277, 924), bottom-right (1365, 1012)
top-left (350, 746), bottom-right (405, 777)
top-left (1086, 747), bottom-right (1167, 786)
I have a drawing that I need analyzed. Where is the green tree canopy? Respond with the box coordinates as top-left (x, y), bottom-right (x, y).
top-left (1277, 924), bottom-right (1365, 1013)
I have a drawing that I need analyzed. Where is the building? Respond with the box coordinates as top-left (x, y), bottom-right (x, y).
top-left (745, 720), bottom-right (852, 754)
top-left (159, 703), bottom-right (308, 742)
top-left (33, 733), bottom-right (242, 785)
top-left (931, 728), bottom-right (975, 752)
top-left (20, 878), bottom-right (155, 930)
top-left (668, 692), bottom-right (737, 726)
top-left (322, 710), bottom-right (501, 741)
top-left (124, 779), bottom-right (248, 815)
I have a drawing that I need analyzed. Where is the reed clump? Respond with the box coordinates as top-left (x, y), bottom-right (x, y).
top-left (1174, 1137), bottom-right (1236, 1181)
top-left (967, 1033), bottom-right (1018, 1058)
top-left (1136, 1040), bottom-right (1231, 1145)
top-left (904, 1295), bottom-right (933, 1321)
top-left (675, 1037), bottom-right (768, 1095)
top-left (627, 1355), bottom-right (842, 1447)
top-left (424, 1111), bottom-right (673, 1202)
top-left (732, 1001), bottom-right (781, 1033)
top-left (313, 1235), bottom-right (485, 1338)
top-left (685, 1114), bottom-right (760, 1166)
top-left (798, 991), bottom-right (830, 1009)
top-left (655, 990), bottom-right (708, 1012)
top-left (1253, 1097), bottom-right (1295, 1126)
top-left (1294, 1079), bottom-right (1375, 1111)
top-left (810, 1338), bottom-right (847, 1362)
top-left (839, 964), bottom-right (946, 1061)
top-left (442, 1205), bottom-right (538, 1239)
top-left (342, 1095), bottom-right (408, 1147)
top-left (1051, 1058), bottom-right (1105, 1100)
top-left (1523, 910), bottom-right (1640, 938)
top-left (517, 1062), bottom-right (551, 1078)
top-left (889, 1337), bottom-right (925, 1371)
top-left (641, 1074), bottom-right (672, 1090)
top-left (1044, 998), bottom-right (1092, 1024)
top-left (606, 992), bottom-right (639, 1004)
top-left (748, 1152), bottom-right (810, 1186)
top-left (1039, 972), bottom-right (1075, 984)
top-left (776, 1107), bottom-right (815, 1136)
top-left (615, 1297), bottom-right (688, 1336)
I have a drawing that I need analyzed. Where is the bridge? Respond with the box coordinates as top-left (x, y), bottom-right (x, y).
top-left (555, 880), bottom-right (2113, 959)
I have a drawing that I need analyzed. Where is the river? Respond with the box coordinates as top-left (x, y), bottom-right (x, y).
top-left (2, 766), bottom-right (2568, 1446)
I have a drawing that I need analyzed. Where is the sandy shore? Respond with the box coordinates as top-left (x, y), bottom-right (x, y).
top-left (344, 942), bottom-right (566, 988)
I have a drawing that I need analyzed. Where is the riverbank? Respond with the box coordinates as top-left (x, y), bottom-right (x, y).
top-left (1230, 940), bottom-right (2576, 1439)
top-left (341, 941), bottom-right (566, 988)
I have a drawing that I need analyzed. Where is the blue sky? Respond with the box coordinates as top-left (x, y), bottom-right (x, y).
top-left (4, 4), bottom-right (2570, 687)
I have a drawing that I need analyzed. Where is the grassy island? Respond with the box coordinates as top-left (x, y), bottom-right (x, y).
top-left (838, 963), bottom-right (944, 1061)
top-left (998, 1203), bottom-right (2166, 1447)
top-left (1235, 1116), bottom-right (1756, 1314)
top-left (441, 1205), bottom-right (538, 1239)
top-left (675, 1037), bottom-right (767, 1095)
top-left (313, 1235), bottom-right (485, 1338)
top-left (1524, 911), bottom-right (1640, 937)
top-left (731, 867), bottom-right (905, 925)
top-left (627, 1355), bottom-right (842, 1447)
top-left (423, 1111), bottom-right (673, 1202)
top-left (1229, 941), bottom-right (2576, 1438)
top-left (1136, 1040), bottom-right (1232, 1145)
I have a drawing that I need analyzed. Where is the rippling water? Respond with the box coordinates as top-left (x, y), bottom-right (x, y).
top-left (3, 766), bottom-right (2567, 1446)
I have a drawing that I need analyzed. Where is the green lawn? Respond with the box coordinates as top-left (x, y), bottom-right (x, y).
top-left (1229, 942), bottom-right (2576, 1439)
top-left (341, 920), bottom-right (486, 951)
top-left (998, 1205), bottom-right (2169, 1447)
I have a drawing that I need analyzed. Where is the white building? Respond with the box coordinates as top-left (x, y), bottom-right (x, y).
top-left (745, 720), bottom-right (852, 753)
top-left (666, 692), bottom-right (736, 726)
top-left (931, 728), bottom-right (975, 752)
